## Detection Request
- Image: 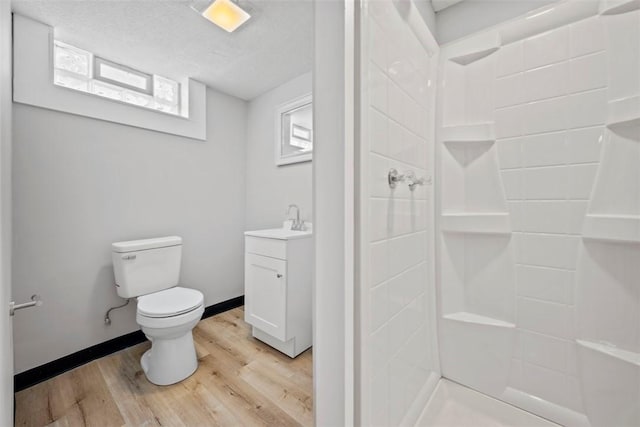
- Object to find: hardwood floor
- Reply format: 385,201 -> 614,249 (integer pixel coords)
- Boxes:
15,307 -> 313,427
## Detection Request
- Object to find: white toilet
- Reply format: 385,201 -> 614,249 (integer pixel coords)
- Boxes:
111,236 -> 204,386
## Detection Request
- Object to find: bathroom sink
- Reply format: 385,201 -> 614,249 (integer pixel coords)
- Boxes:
244,227 -> 312,240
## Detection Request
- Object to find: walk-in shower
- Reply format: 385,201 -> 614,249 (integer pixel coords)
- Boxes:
357,1 -> 639,426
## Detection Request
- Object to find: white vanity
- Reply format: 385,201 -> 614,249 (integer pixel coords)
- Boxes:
244,227 -> 312,357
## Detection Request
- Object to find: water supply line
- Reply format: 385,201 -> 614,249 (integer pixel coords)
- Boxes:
104,298 -> 130,325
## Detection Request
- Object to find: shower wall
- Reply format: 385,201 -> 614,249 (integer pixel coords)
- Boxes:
357,1 -> 440,425
437,1 -> 640,426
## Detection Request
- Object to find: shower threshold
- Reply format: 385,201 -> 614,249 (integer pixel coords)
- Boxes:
415,379 -> 560,427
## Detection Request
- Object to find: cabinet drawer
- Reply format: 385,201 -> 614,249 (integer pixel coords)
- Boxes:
245,236 -> 287,259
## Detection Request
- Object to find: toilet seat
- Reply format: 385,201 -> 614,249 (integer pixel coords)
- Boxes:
137,286 -> 204,318
136,302 -> 204,330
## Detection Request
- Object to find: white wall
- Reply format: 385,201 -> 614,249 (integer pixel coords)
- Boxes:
313,0 -> 355,425
436,0 -> 557,44
245,72 -> 312,230
0,2 -> 13,424
12,88 -> 247,373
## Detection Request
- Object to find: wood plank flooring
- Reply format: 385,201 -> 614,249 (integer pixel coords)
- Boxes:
15,307 -> 313,427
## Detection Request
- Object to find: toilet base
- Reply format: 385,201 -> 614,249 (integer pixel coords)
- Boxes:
140,330 -> 198,386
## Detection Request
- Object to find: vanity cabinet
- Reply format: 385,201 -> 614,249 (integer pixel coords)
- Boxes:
244,229 -> 313,358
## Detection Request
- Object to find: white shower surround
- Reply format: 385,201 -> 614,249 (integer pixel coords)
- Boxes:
357,1 -> 440,425
358,0 -> 639,426
436,1 -> 640,426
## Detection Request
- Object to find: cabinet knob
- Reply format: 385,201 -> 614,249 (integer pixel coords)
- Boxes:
277,273 -> 283,278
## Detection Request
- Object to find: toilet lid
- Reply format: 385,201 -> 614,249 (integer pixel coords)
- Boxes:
137,287 -> 204,318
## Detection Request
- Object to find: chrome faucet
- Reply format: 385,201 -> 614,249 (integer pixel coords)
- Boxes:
389,168 -> 429,191
287,204 -> 305,231
405,170 -> 427,190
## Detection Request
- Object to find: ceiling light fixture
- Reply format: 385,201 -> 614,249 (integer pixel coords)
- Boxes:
201,0 -> 251,33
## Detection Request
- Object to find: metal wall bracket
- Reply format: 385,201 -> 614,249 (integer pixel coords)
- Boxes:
388,168 -> 405,188
9,294 -> 43,316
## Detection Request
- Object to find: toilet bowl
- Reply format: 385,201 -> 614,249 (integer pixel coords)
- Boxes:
111,236 -> 205,386
136,286 -> 204,385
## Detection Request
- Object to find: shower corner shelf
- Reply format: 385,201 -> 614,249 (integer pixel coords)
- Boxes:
447,33 -> 502,66
449,47 -> 500,66
441,123 -> 496,147
576,339 -> 640,367
441,212 -> 511,234
599,0 -> 640,15
606,96 -> 640,134
582,214 -> 640,244
443,312 -> 515,329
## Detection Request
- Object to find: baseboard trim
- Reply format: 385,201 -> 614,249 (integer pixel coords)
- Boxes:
14,295 -> 244,392
202,295 -> 244,320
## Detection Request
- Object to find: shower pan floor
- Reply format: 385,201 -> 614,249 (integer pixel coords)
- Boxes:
416,379 -> 559,427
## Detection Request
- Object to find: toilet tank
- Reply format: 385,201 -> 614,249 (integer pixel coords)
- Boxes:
111,236 -> 182,298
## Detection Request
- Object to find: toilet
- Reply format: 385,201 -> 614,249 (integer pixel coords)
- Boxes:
111,236 -> 204,386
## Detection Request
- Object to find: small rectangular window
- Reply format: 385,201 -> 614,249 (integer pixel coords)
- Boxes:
52,39 -> 185,117
94,57 -> 152,94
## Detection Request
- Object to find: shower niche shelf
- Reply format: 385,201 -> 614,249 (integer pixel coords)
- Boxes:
442,123 -> 495,147
437,30 -> 517,402
441,212 -> 510,234
450,46 -> 500,66
599,0 -> 640,15
576,339 -> 640,426
447,33 -> 501,66
584,95 -> 639,245
443,312 -> 515,328
440,309 -> 516,396
577,339 -> 640,366
607,95 -> 640,132
583,214 -> 640,244
575,221 -> 640,426
439,122 -> 509,228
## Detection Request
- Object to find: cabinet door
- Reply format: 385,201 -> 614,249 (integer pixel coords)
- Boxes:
245,253 -> 287,341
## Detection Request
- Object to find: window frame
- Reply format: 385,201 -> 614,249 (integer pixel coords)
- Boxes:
51,39 -> 185,118
93,57 -> 153,95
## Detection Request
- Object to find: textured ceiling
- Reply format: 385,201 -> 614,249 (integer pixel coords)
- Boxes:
11,0 -> 313,100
